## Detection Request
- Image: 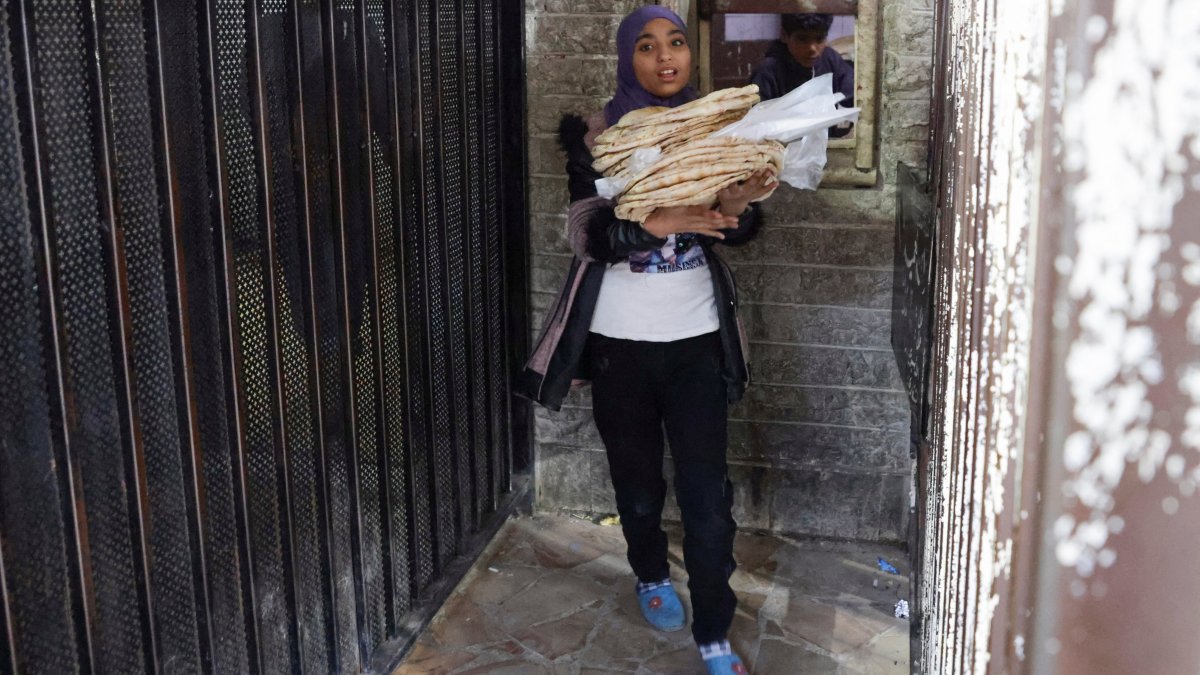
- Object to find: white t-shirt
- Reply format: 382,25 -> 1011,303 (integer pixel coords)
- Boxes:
589,233 -> 720,341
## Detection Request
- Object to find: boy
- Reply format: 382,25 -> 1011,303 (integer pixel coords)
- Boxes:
750,13 -> 855,136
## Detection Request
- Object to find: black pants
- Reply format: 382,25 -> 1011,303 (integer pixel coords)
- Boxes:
588,331 -> 738,645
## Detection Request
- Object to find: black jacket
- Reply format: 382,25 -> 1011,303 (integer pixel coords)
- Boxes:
514,113 -> 762,411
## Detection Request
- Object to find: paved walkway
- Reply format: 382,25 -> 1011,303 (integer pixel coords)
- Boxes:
394,515 -> 909,674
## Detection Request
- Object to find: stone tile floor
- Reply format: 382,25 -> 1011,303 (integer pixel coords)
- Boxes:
394,515 -> 910,674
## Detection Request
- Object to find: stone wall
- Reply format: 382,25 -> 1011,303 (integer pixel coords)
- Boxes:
525,0 -> 933,543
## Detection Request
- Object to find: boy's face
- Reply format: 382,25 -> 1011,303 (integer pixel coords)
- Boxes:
632,18 -> 693,98
785,29 -> 827,68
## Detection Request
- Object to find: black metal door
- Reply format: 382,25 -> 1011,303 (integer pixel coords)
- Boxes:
0,0 -> 527,672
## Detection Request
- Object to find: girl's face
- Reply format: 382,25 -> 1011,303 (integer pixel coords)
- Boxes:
631,18 -> 692,98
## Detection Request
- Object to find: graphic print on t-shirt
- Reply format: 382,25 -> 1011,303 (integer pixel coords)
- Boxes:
628,233 -> 708,274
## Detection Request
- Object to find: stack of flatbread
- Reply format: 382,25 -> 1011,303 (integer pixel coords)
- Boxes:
590,85 -> 787,223
613,136 -> 785,222
592,84 -> 761,178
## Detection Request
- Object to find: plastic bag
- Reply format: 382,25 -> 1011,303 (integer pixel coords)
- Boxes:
595,176 -> 628,199
713,73 -> 859,190
627,147 -> 662,174
595,146 -> 661,198
721,106 -> 857,145
778,128 -> 828,191
715,74 -> 857,141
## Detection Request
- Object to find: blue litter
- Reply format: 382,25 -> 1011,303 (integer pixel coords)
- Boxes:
877,557 -> 899,574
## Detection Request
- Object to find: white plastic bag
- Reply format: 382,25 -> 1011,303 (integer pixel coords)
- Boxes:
718,106 -> 855,145
715,74 -> 857,141
713,73 -> 859,190
627,147 -> 662,174
595,176 -> 628,199
778,128 -> 828,190
595,146 -> 661,197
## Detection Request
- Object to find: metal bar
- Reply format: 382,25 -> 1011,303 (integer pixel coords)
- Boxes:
355,0 -> 398,636
319,0 -> 370,663
40,0 -> 153,655
10,0 -> 99,668
468,0 -> 496,517
284,0 -> 340,668
462,0 -> 490,523
256,0 -> 333,661
479,0 -> 503,508
83,0 -> 162,668
465,0 -> 484,528
196,0 -> 265,668
414,0 -> 454,576
244,0 -> 305,670
397,0 -> 437,596
141,0 -> 217,669
498,0 -> 529,480
0,21 -> 68,660
0,116 -> 80,669
330,0 -> 389,652
385,0 -> 422,613
439,0 -> 474,543
367,0 -> 419,625
147,0 -> 251,669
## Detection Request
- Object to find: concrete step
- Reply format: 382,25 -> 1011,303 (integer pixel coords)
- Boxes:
749,342 -> 903,390
719,223 -> 894,269
535,443 -> 908,542
731,384 -> 909,432
727,420 -> 908,472
730,263 -> 892,310
741,302 -> 891,349
536,406 -> 908,475
547,380 -> 908,433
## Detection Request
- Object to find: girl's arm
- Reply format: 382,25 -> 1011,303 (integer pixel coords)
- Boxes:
567,197 -> 668,263
560,114 -> 750,260
561,115 -> 668,263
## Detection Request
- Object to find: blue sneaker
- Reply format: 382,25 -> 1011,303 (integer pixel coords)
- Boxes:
636,580 -> 685,632
703,654 -> 749,675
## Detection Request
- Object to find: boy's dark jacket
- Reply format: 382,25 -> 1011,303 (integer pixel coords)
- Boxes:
750,41 -> 855,105
514,113 -> 762,411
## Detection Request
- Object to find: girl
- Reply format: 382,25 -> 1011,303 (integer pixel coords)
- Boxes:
517,7 -> 774,674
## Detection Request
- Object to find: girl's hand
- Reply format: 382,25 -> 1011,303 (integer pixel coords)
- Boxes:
643,205 -> 740,240
716,168 -> 778,217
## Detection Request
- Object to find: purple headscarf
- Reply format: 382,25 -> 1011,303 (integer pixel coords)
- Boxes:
604,6 -> 699,126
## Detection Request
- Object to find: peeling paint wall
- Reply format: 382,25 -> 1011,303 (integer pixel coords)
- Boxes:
919,0 -> 1200,672
917,0 -> 1047,670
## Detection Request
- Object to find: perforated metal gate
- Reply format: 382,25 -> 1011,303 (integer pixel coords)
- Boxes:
0,0 -> 527,672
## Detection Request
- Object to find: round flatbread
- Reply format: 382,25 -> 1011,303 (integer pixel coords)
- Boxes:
591,86 -> 762,176
623,155 -> 771,198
